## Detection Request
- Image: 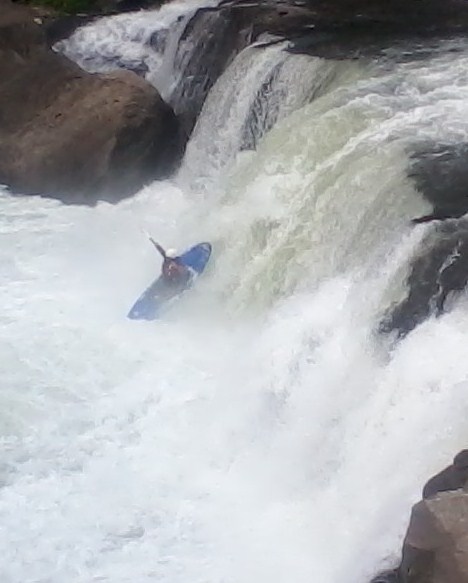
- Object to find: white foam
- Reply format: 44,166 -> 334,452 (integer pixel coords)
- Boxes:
3,36 -> 468,583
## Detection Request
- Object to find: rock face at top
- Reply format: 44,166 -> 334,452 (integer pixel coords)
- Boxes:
0,0 -> 181,204
217,0 -> 468,60
232,0 -> 468,35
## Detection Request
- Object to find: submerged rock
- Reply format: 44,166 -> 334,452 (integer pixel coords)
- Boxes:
0,0 -> 181,204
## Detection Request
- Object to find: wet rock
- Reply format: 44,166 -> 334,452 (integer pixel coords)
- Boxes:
380,141 -> 468,337
423,450 -> 468,499
223,0 -> 468,34
409,143 -> 468,223
217,0 -> 468,60
369,453 -> 468,583
148,27 -> 168,53
380,220 -> 468,337
399,490 -> 468,583
0,0 -> 181,204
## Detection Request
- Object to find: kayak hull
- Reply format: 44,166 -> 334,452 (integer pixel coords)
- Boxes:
127,242 -> 212,321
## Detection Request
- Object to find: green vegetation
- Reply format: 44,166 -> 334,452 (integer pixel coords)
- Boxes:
22,0 -> 98,14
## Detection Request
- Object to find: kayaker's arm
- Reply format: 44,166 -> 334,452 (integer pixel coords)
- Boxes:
150,238 -> 167,259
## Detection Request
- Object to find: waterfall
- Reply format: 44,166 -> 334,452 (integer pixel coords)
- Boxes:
179,43 -> 366,192
3,7 -> 468,583
57,0 -> 249,132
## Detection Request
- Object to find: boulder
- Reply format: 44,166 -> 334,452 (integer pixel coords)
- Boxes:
0,0 -> 181,204
423,451 -> 468,499
399,490 -> 468,583
368,452 -> 468,583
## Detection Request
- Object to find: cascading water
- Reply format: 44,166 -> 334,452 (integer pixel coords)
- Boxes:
57,0 -> 245,129
3,6 -> 468,583
55,0 -> 207,99
179,42 -> 339,191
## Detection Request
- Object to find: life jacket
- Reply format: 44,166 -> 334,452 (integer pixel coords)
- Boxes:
162,258 -> 190,285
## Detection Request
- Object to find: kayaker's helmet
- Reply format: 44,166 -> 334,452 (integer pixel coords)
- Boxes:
166,248 -> 177,258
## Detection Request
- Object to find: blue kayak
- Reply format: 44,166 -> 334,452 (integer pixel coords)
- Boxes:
127,242 -> 212,320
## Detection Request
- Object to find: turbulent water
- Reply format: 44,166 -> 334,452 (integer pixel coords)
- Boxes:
3,4 -> 468,583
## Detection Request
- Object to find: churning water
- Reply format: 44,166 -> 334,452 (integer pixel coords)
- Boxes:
2,5 -> 468,583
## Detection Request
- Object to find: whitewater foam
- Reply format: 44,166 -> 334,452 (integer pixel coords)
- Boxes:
3,30 -> 468,583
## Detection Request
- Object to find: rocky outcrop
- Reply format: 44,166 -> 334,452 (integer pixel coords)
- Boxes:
369,451 -> 468,583
380,140 -> 468,338
423,450 -> 468,499
409,143 -> 468,223
216,0 -> 468,60
380,220 -> 468,338
399,490 -> 468,583
0,0 -> 181,204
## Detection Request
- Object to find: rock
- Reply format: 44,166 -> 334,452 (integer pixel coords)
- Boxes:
45,14 -> 99,46
399,490 -> 468,583
379,141 -> 468,337
0,0 -> 45,59
369,453 -> 468,583
216,0 -> 468,60
379,220 -> 468,338
0,53 -> 180,203
0,0 -> 181,204
423,451 -> 468,499
409,143 -> 468,222
224,0 -> 468,34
